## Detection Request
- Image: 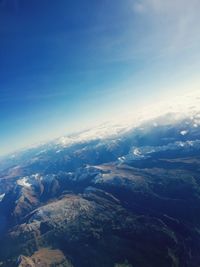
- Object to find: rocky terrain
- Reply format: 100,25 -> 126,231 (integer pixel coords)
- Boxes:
0,105 -> 200,266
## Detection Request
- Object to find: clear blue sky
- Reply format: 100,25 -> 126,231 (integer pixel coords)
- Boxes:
1,0 -> 200,155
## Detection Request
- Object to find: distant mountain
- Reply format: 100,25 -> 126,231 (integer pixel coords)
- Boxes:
0,91 -> 200,266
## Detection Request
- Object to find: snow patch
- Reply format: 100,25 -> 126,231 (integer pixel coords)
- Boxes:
0,193 -> 5,202
177,142 -> 185,147
118,156 -> 126,162
180,130 -> 188,136
133,148 -> 142,156
17,177 -> 31,188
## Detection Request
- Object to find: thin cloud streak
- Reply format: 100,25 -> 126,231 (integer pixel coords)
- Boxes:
131,0 -> 200,55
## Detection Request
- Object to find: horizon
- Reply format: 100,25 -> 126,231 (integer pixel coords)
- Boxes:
1,88 -> 199,158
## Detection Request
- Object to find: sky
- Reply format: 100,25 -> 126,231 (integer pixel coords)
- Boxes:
1,0 -> 200,156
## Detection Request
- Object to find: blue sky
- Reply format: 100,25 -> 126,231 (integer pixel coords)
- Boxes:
1,0 -> 200,155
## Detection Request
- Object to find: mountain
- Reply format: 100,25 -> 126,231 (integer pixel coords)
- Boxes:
0,91 -> 200,266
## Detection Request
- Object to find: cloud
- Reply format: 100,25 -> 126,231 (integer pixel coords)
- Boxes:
132,0 -> 200,32
132,0 -> 199,14
91,0 -> 200,66
130,0 -> 200,57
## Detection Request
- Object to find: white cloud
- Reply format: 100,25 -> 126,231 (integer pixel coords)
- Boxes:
130,0 -> 200,58
132,0 -> 199,15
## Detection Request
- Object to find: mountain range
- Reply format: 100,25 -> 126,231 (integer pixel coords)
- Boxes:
0,92 -> 200,266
